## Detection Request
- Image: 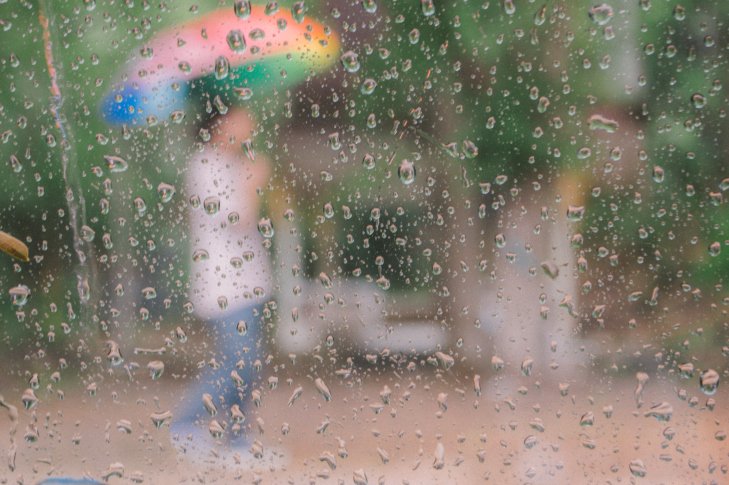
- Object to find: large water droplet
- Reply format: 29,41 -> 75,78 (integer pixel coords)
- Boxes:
227,30 -> 247,53
398,159 -> 416,185
699,369 -> 720,395
588,3 -> 614,25
340,51 -> 360,73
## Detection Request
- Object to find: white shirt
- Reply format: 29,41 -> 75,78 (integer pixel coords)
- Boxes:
186,147 -> 272,319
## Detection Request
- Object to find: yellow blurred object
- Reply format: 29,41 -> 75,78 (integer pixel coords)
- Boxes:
0,231 -> 29,262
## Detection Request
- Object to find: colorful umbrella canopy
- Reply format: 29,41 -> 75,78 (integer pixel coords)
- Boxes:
102,4 -> 339,125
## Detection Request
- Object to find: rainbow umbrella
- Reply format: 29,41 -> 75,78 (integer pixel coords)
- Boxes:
102,4 -> 339,124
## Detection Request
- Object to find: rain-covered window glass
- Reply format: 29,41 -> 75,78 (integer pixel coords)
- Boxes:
1,0 -> 728,483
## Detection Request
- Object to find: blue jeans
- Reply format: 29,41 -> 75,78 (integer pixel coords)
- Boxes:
171,303 -> 264,448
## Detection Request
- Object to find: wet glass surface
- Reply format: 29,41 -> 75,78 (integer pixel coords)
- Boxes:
1,1 -> 729,483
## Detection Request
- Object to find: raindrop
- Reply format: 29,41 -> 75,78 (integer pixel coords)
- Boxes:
288,386 -> 303,406
709,241 -> 721,257
421,0 -> 435,17
644,402 -> 673,422
202,393 -> 218,416
227,30 -> 247,53
398,159 -> 416,185
234,0 -> 251,18
291,2 -> 306,23
588,114 -> 619,133
361,78 -> 377,95
150,411 -> 172,429
265,1 -> 279,15
651,165 -> 665,183
588,3 -> 614,25
340,51 -> 360,73
362,153 -> 375,170
699,369 -> 720,395
214,56 -> 230,80
21,388 -> 38,410
147,360 -> 164,380
376,275 -> 391,290
629,460 -> 647,478
234,87 -> 254,101
9,285 -> 30,308
362,0 -> 377,13
691,93 -> 706,109
258,218 -> 274,238
566,205 -> 585,222
462,140 -> 478,158
203,197 -> 220,215
157,183 -> 175,203
353,469 -> 368,485
433,442 -> 445,469
104,155 -> 128,173
315,378 -> 332,401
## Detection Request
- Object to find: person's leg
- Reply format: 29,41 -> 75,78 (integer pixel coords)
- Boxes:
170,303 -> 263,456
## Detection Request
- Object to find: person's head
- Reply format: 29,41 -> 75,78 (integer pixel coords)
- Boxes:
205,109 -> 257,148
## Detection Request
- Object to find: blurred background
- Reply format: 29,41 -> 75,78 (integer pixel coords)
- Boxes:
1,0 -> 729,483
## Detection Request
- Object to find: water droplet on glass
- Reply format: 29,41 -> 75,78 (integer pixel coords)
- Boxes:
699,369 -> 720,395
709,241 -> 721,257
362,153 -> 376,170
362,0 -> 377,13
234,87 -> 254,101
629,460 -> 647,478
420,0 -> 436,16
588,114 -> 619,133
21,388 -> 38,410
398,159 -> 416,185
691,93 -> 706,109
288,386 -> 303,406
141,287 -> 157,300
433,442 -> 445,469
258,217 -> 274,238
202,393 -> 218,416
234,0 -> 251,18
291,1 -> 306,23
203,196 -> 220,215
315,378 -> 332,401
227,30 -> 247,53
340,51 -> 360,73
462,139 -> 478,158
214,55 -> 230,80
104,155 -> 128,173
644,402 -> 673,421
588,3 -> 614,25
353,469 -> 368,485
265,1 -> 279,15
157,182 -> 175,203
147,360 -> 164,380
566,205 -> 585,222
150,410 -> 172,429
376,275 -> 391,290
9,285 -> 30,308
648,167 -> 665,185
361,78 -> 377,95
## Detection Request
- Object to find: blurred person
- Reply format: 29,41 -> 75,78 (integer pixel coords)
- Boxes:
99,3 -> 339,466
171,107 -> 275,464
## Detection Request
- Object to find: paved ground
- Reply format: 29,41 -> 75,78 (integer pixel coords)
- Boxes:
2,365 -> 728,485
